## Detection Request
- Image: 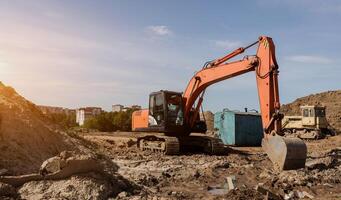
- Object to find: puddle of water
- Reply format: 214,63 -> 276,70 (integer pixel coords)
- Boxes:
208,187 -> 229,195
208,184 -> 229,195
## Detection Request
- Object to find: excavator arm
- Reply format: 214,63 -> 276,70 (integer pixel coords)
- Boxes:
183,36 -> 307,170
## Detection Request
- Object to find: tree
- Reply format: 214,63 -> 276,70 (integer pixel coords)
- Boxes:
83,108 -> 137,132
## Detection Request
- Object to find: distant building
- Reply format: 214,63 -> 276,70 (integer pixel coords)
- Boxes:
112,104 -> 141,112
38,105 -> 76,115
131,105 -> 142,110
76,107 -> 102,126
112,104 -> 124,112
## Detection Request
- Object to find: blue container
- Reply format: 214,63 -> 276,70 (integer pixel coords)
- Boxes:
214,109 -> 263,146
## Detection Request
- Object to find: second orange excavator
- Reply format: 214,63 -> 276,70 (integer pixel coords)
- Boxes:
131,36 -> 307,170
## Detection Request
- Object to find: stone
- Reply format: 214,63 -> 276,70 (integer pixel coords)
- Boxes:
259,171 -> 271,179
193,170 -> 200,178
284,191 -> 295,200
117,191 -> 127,198
255,184 -> 281,200
40,156 -> 62,175
306,156 -> 336,170
226,176 -> 236,190
295,190 -> 314,199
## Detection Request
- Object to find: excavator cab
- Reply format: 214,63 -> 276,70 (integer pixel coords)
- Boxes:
148,90 -> 185,134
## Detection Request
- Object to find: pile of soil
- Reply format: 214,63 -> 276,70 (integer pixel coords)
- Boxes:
0,82 -> 141,199
281,90 -> 341,133
0,82 -> 78,175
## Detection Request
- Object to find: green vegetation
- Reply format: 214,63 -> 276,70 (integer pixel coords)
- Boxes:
83,109 -> 136,132
47,113 -> 78,129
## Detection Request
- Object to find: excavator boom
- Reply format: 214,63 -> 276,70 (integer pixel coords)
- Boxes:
182,36 -> 306,170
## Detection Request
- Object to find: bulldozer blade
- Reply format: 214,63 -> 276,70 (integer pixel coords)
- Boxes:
262,136 -> 307,170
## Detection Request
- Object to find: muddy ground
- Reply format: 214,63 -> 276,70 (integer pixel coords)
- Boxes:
83,132 -> 341,200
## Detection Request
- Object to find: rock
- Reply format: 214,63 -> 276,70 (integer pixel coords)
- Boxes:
18,174 -> 115,200
1,151 -> 104,187
255,184 -> 281,200
306,156 -> 337,170
40,156 -> 63,175
259,171 -> 271,179
243,163 -> 254,168
323,183 -> 333,188
295,190 -> 314,199
193,170 -> 200,178
117,142 -> 126,148
226,176 -> 236,190
0,182 -> 16,197
284,191 -> 295,200
212,160 -> 230,169
126,139 -> 136,147
302,191 -> 314,199
149,188 -> 158,194
117,191 -> 128,198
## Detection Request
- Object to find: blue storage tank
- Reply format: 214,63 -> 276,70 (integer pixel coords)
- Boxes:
214,109 -> 263,146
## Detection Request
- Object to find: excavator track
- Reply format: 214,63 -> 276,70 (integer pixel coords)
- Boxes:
209,137 -> 226,154
178,135 -> 225,155
137,134 -> 225,155
137,135 -> 180,155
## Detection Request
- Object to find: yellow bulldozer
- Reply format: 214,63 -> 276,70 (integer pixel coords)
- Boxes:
282,105 -> 330,139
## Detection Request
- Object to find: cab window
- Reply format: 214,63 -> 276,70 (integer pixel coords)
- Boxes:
303,109 -> 309,117
149,93 -> 165,126
166,94 -> 184,126
309,109 -> 314,117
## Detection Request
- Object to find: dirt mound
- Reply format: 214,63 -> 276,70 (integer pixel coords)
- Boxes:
281,90 -> 341,133
0,82 -> 78,175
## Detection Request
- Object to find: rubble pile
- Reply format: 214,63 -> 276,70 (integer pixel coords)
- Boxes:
0,151 -> 141,199
86,133 -> 341,199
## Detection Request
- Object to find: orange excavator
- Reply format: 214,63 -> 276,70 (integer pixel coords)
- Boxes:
132,36 -> 307,170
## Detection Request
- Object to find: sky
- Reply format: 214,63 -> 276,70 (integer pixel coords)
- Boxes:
0,0 -> 340,112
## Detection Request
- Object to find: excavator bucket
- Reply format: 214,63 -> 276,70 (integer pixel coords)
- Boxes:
262,136 -> 307,170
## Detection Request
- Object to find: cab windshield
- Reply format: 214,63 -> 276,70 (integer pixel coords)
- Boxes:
166,94 -> 184,126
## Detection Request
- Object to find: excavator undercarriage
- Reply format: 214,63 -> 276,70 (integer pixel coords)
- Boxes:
137,134 -> 225,155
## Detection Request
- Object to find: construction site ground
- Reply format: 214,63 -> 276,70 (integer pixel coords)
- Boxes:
0,84 -> 340,199
82,131 -> 341,200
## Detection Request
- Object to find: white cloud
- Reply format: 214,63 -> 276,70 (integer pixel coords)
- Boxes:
286,55 -> 332,64
213,40 -> 242,50
146,25 -> 172,36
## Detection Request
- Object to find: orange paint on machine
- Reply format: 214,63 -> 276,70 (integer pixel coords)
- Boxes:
130,36 -> 307,170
